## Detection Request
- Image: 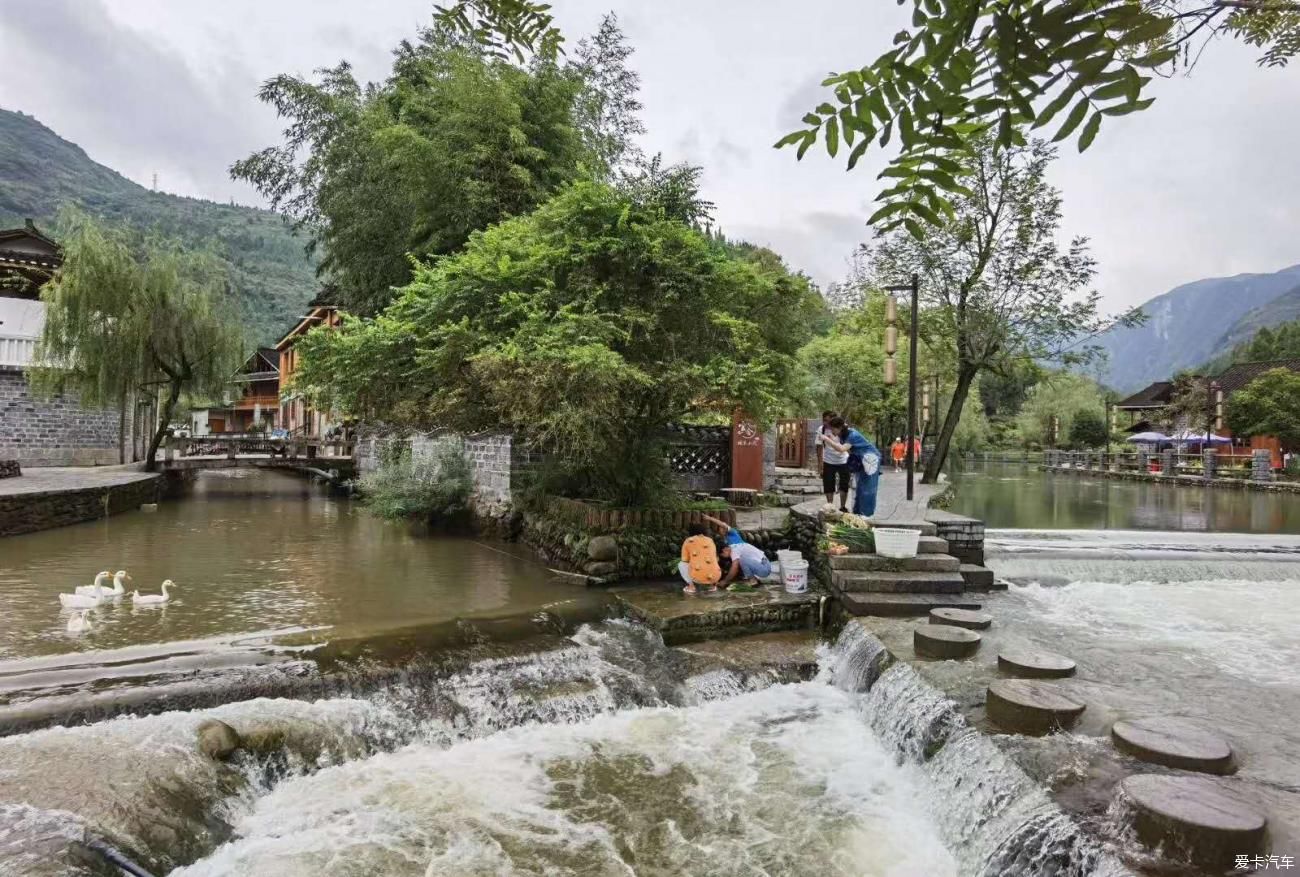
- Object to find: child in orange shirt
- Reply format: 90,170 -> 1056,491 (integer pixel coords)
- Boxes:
679,523 -> 722,594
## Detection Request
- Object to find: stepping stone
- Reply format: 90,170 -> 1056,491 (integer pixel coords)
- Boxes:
929,607 -> 992,630
986,679 -> 1085,734
917,535 -> 950,554
959,564 -> 996,589
838,593 -> 982,617
832,570 -> 966,594
998,647 -> 1076,678
1118,774 -> 1266,871
914,624 -> 981,659
1112,717 -> 1236,775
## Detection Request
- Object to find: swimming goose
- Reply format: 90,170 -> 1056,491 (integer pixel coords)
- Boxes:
66,610 -> 93,633
73,571 -> 114,598
132,580 -> 175,606
59,589 -> 106,609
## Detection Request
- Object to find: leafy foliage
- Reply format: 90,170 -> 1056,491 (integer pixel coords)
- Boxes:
1161,372 -> 1214,432
359,441 -> 473,521
778,0 -> 1300,237
572,13 -> 646,178
32,212 -> 245,469
233,27 -> 592,315
292,181 -> 822,506
858,138 -> 1129,477
1226,368 -> 1300,447
1014,370 -> 1107,447
1068,408 -> 1110,449
0,109 -> 314,343
1217,318 -> 1300,367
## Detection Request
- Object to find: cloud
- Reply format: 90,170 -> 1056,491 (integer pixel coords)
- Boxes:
728,210 -> 867,290
0,0 -> 272,201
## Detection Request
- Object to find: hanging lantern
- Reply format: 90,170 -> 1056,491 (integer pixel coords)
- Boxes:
885,326 -> 898,355
885,295 -> 898,323
884,358 -> 897,385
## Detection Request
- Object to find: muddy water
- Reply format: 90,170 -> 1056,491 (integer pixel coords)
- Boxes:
0,470 -> 580,660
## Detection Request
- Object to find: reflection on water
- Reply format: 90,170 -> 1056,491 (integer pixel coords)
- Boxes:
950,462 -> 1300,532
0,470 -> 578,660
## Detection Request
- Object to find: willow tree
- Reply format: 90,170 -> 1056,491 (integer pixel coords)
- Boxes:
34,215 -> 245,470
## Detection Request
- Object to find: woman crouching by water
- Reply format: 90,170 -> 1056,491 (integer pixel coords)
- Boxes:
821,416 -> 884,517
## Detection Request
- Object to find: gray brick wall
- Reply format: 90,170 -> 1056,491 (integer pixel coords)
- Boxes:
0,367 -> 122,466
355,427 -> 520,510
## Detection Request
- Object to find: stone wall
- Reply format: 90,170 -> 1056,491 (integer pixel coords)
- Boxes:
355,428 -> 526,515
0,474 -> 160,537
0,367 -> 124,466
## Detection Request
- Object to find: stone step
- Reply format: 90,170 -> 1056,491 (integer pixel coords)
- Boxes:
830,553 -> 961,573
950,547 -> 986,566
960,564 -> 996,589
917,535 -> 950,554
869,518 -> 938,536
833,570 -> 966,594
838,592 -> 982,617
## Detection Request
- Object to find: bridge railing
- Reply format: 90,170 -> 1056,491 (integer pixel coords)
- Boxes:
162,434 -> 355,463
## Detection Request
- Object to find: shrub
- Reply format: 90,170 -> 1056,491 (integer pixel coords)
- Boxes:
359,441 -> 473,522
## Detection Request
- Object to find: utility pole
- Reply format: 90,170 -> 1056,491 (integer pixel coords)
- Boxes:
883,274 -> 921,501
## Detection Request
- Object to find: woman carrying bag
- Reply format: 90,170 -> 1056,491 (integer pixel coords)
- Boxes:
822,416 -> 884,517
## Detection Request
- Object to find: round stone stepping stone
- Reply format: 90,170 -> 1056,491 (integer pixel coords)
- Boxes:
1112,717 -> 1236,775
929,607 -> 993,630
986,679 -> 1085,735
1118,774 -> 1266,870
998,647 -> 1076,678
914,624 -> 981,658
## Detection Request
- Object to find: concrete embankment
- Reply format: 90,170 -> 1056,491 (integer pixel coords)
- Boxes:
0,465 -> 162,537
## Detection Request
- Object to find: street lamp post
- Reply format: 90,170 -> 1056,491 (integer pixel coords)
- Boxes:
883,274 -> 920,501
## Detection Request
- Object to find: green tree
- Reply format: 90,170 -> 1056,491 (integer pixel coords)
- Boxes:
1068,408 -> 1109,449
292,181 -> 822,505
859,137 -> 1123,480
1160,372 -> 1214,433
1227,368 -> 1300,448
572,13 -> 646,179
1015,370 -> 1106,447
434,0 -> 1299,236
233,26 -> 593,314
33,214 -> 245,470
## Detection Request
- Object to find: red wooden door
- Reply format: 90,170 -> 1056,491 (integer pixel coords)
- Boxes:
776,419 -> 805,468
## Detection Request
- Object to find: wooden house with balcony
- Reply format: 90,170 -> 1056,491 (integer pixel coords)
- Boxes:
191,348 -> 281,434
275,293 -> 342,437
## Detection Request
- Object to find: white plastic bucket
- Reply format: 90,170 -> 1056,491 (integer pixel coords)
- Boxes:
777,549 -> 802,566
781,559 -> 809,593
874,527 -> 921,559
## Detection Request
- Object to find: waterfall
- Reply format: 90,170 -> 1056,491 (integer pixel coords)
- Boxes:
824,621 -> 1133,877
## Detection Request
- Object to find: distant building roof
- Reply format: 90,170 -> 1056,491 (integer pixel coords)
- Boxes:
275,301 -> 339,351
0,220 -> 62,300
1213,359 -> 1300,395
1115,381 -> 1174,409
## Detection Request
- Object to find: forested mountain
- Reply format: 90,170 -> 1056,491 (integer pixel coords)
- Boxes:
0,108 -> 316,343
1091,264 -> 1300,392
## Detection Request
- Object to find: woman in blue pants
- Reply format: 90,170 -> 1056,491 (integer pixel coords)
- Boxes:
824,416 -> 883,517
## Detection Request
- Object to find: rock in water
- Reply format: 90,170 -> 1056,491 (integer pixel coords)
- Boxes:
997,647 -> 1076,678
1118,774 -> 1266,871
1111,716 -> 1236,775
986,679 -> 1085,734
914,625 -> 981,658
587,535 -> 619,562
196,718 -> 241,760
928,607 -> 993,630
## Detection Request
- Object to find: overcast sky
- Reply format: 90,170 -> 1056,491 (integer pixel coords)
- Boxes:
3,0 -> 1298,313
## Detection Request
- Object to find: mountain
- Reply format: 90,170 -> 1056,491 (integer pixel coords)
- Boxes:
0,108 -> 316,343
1091,263 -> 1300,393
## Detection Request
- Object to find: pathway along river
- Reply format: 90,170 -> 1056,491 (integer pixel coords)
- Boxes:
0,466 -> 1296,875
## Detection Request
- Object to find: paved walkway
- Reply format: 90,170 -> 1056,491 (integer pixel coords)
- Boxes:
0,463 -> 158,497
787,470 -> 947,524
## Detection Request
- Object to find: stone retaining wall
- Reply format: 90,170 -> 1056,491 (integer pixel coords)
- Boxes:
0,474 -> 161,537
1042,464 -> 1300,494
355,429 -> 531,516
0,367 -> 125,467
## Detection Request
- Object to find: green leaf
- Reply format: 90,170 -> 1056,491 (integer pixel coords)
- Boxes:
1100,97 -> 1155,117
997,111 -> 1014,147
846,139 -> 871,171
826,115 -> 840,158
801,113 -> 822,126
773,131 -> 807,149
796,133 -> 815,160
816,102 -> 837,115
1032,80 -> 1081,130
904,217 -> 926,240
866,200 -> 910,225
1078,111 -> 1102,152
1090,80 -> 1130,102
1053,97 -> 1089,142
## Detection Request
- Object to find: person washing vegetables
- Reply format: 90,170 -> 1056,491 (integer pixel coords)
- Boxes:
697,514 -> 771,592
821,417 -> 883,517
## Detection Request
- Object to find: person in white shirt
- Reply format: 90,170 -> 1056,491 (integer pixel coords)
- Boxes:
816,410 -> 851,510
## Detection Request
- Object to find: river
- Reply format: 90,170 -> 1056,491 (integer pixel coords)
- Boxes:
1,465 -> 1297,875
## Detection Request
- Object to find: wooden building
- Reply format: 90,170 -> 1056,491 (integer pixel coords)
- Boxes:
191,348 -> 281,434
275,294 -> 342,437
1212,359 -> 1300,469
1113,380 -> 1174,433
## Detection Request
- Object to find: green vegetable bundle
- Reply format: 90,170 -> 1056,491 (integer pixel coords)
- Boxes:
828,524 -> 874,553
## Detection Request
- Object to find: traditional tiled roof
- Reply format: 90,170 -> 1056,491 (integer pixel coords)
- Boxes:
1115,381 -> 1174,409
1213,359 -> 1300,395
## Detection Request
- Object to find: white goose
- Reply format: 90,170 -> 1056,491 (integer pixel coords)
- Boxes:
59,587 -> 106,609
132,580 -> 175,606
66,610 -> 93,633
73,571 -> 114,598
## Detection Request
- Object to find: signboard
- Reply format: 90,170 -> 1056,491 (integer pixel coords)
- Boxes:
731,411 -> 764,491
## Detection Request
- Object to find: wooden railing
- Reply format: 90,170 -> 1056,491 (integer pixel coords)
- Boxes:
1042,448 -> 1276,482
232,394 -> 280,410
162,434 -> 355,463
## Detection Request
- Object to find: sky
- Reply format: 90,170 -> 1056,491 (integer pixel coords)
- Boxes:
2,0 -> 1298,314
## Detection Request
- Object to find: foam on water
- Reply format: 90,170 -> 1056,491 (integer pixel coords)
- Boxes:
174,683 -> 957,877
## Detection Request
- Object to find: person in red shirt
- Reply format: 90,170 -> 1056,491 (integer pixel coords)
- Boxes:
890,438 -> 906,472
